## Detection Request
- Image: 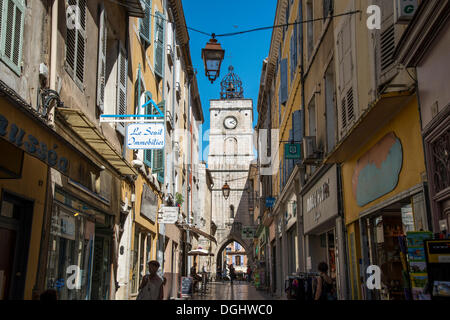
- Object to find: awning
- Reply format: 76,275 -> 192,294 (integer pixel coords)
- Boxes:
176,223 -> 217,244
56,108 -> 137,176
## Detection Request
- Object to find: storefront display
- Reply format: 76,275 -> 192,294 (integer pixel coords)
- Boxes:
425,239 -> 450,300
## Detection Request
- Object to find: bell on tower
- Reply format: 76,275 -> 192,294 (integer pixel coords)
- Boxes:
220,66 -> 244,100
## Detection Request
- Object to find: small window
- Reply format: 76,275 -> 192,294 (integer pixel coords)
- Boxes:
230,205 -> 234,219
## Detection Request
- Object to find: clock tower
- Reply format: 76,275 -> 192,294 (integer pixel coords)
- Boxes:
208,66 -> 255,273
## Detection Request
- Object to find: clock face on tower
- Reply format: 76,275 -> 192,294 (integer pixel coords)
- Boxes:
223,116 -> 238,129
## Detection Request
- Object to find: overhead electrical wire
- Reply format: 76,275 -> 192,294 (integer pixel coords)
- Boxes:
144,10 -> 361,39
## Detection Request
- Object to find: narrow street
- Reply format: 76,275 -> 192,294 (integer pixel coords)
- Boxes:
192,281 -> 276,300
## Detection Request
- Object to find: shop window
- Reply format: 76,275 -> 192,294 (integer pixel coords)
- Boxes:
131,228 -> 139,294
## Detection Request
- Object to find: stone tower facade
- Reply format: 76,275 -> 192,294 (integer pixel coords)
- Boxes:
207,67 -> 255,273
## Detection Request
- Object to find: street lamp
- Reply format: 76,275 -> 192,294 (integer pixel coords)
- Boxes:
222,181 -> 230,200
201,34 -> 225,83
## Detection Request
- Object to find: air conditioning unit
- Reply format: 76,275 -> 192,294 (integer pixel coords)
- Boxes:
302,137 -> 320,165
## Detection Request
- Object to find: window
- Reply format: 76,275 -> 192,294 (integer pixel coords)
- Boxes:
66,0 -> 86,88
306,0 -> 314,60
0,0 -> 25,75
323,0 -> 333,20
236,255 -> 241,266
154,11 -> 165,78
290,23 -> 298,82
230,205 -> 234,219
139,0 -> 151,47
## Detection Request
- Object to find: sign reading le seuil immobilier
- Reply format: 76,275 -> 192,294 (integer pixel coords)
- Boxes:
126,123 -> 165,150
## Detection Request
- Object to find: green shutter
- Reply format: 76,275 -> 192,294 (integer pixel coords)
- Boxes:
0,0 -> 25,75
143,91 -> 152,168
139,0 -> 151,46
154,11 -> 164,77
152,100 -> 164,183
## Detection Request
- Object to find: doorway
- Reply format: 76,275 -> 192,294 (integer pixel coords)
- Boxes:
91,230 -> 111,300
0,192 -> 33,300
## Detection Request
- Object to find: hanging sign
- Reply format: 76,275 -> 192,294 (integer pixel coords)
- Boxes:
265,197 -> 276,208
285,143 -> 301,159
395,0 -> 418,23
158,206 -> 179,224
126,123 -> 165,150
242,226 -> 257,240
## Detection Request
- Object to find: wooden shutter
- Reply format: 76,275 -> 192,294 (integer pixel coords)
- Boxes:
280,58 -> 288,105
293,20 -> 297,73
336,15 -> 355,137
154,11 -> 164,78
290,34 -> 294,82
292,109 -> 303,165
116,43 -> 127,136
143,92 -> 153,168
152,100 -> 165,183
378,0 -> 395,76
139,0 -> 151,46
96,5 -> 107,112
0,0 -> 25,75
66,0 -> 86,86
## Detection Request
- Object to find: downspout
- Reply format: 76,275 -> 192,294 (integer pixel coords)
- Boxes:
186,70 -> 192,274
48,0 -> 58,128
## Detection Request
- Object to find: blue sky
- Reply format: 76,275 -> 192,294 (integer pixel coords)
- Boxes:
182,0 -> 277,161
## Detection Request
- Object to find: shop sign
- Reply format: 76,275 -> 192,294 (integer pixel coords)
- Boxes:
265,197 -> 276,208
126,123 -> 165,150
303,165 -> 338,233
158,206 -> 179,224
141,184 -> 158,222
395,0 -> 418,22
285,143 -> 301,159
0,113 -> 69,173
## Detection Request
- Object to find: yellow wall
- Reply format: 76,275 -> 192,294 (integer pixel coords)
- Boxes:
0,154 -> 47,300
341,97 -> 426,225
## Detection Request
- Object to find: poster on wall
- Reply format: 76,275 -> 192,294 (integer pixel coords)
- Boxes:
407,231 -> 432,300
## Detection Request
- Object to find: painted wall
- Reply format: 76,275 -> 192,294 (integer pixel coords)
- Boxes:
341,98 -> 426,225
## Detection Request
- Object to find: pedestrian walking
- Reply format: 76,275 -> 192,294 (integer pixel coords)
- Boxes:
246,265 -> 252,282
229,264 -> 236,285
314,262 -> 336,301
136,260 -> 164,300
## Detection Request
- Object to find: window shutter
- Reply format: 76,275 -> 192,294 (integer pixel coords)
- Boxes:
292,109 -> 303,166
66,0 -> 86,86
280,58 -> 288,105
154,11 -> 164,78
143,92 -> 152,168
293,20 -> 297,71
336,15 -> 355,137
139,0 -> 151,46
288,129 -> 294,178
96,5 -> 107,112
290,34 -> 294,82
116,43 -> 127,136
0,0 -> 25,75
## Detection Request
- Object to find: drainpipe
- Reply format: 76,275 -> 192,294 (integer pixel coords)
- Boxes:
186,70 -> 192,274
48,0 -> 58,128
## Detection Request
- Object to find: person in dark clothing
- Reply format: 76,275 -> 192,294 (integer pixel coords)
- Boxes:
229,264 -> 236,285
314,262 -> 335,300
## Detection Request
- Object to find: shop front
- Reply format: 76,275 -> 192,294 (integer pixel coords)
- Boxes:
0,96 -> 118,300
340,98 -> 429,300
302,164 -> 345,299
254,225 -> 269,289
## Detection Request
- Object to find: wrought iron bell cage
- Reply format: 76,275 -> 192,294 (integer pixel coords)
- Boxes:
220,66 -> 244,100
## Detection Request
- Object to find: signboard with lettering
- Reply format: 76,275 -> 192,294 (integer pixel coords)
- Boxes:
180,276 -> 193,298
302,164 -> 338,233
265,197 -> 276,208
126,123 -> 165,150
285,143 -> 301,159
158,206 -> 179,224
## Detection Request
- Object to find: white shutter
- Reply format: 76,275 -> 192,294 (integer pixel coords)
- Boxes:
175,57 -> 180,84
376,0 -> 395,84
116,43 -> 127,136
96,5 -> 107,112
66,0 -> 86,86
335,15 -> 357,138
